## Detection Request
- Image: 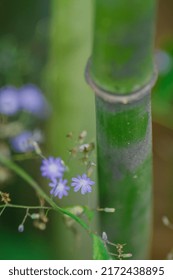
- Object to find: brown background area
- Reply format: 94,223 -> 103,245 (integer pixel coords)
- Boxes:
152,123 -> 173,259
151,0 -> 173,259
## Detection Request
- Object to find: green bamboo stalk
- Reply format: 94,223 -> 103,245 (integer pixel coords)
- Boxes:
86,0 -> 157,259
44,0 -> 96,259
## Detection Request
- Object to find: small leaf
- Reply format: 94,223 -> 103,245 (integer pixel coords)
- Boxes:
92,234 -> 111,260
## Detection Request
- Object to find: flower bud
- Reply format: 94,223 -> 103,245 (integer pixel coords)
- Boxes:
18,224 -> 24,233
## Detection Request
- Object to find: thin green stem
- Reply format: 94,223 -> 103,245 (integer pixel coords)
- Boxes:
0,205 -> 7,216
0,204 -> 52,210
21,208 -> 29,225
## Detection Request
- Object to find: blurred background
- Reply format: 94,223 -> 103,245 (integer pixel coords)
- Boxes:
0,0 -> 173,260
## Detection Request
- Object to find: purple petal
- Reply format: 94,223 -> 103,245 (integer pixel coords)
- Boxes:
74,185 -> 81,192
71,177 -> 79,182
81,185 -> 91,195
71,182 -> 78,187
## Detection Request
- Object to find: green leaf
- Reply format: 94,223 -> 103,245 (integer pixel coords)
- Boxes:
92,234 -> 111,260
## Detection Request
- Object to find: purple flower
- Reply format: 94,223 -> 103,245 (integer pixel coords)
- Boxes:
19,84 -> 50,118
10,129 -> 43,153
10,131 -> 34,153
40,157 -> 65,180
71,174 -> 95,195
49,178 -> 70,199
0,86 -> 20,115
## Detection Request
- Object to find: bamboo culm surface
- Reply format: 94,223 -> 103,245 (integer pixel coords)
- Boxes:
86,0 -> 156,259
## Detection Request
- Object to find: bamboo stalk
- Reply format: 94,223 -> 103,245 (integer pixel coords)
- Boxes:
44,0 -> 95,259
86,0 -> 157,259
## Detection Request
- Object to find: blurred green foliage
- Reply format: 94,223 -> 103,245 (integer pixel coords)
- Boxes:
0,0 -> 50,87
152,43 -> 173,129
0,0 -> 97,260
0,0 -> 52,260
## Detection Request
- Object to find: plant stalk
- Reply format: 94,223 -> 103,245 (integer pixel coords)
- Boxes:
86,0 -> 157,259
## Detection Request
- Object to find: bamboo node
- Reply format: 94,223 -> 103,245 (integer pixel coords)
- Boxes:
85,58 -> 157,104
